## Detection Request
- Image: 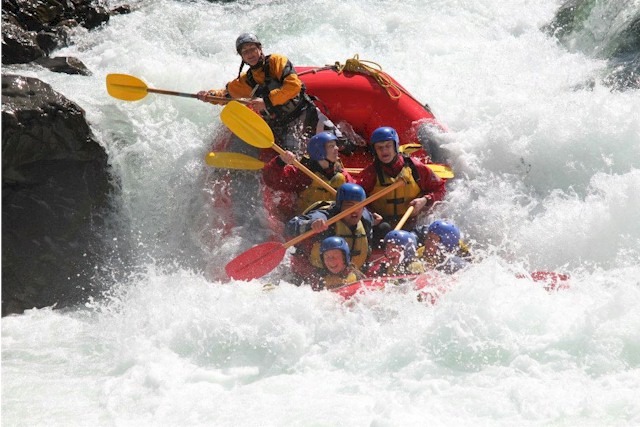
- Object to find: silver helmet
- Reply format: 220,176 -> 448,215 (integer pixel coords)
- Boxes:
235,33 -> 261,53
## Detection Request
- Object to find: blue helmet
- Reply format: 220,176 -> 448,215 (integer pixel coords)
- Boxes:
383,230 -> 418,260
320,236 -> 351,265
370,126 -> 399,154
427,220 -> 461,251
307,131 -> 338,161
335,183 -> 366,209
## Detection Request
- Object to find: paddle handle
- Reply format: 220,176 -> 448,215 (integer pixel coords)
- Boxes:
147,88 -> 250,104
394,206 -> 414,230
269,144 -> 337,195
147,88 -> 199,98
284,179 -> 405,248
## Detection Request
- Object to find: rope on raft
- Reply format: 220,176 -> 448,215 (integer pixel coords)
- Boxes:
298,54 -> 424,106
334,54 -> 403,99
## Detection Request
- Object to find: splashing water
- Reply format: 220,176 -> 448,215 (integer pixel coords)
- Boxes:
3,0 -> 640,425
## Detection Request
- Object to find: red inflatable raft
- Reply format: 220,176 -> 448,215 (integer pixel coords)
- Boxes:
297,64 -> 445,148
209,60 -> 450,236
329,270 -> 570,302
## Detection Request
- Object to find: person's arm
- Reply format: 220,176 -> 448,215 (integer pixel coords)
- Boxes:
197,71 -> 255,104
285,209 -> 329,237
266,54 -> 303,106
409,158 -> 446,214
226,75 -> 257,99
262,155 -> 311,192
196,88 -> 232,105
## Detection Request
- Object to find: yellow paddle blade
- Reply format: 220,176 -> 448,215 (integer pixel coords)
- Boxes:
426,164 -> 454,179
106,74 -> 149,101
220,101 -> 274,149
346,164 -> 454,179
205,152 -> 265,170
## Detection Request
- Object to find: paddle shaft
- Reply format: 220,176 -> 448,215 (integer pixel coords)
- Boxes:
221,101 -> 337,194
268,143 -> 337,195
346,164 -> 454,179
147,88 -> 198,98
394,206 -> 414,230
147,88 -> 249,104
208,151 -> 454,180
285,178 -> 405,248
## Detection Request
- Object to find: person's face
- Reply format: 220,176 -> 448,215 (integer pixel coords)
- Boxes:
323,249 -> 347,274
240,43 -> 262,66
423,231 -> 442,256
385,242 -> 404,265
374,140 -> 396,164
325,141 -> 339,162
339,200 -> 363,226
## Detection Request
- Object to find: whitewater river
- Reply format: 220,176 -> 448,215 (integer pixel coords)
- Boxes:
3,0 -> 640,425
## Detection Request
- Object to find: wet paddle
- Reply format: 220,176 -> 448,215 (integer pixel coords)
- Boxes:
347,165 -> 454,178
206,151 -> 455,179
205,152 -> 265,170
225,178 -> 406,280
105,74 -> 249,104
394,206 -> 414,230
220,101 -> 337,195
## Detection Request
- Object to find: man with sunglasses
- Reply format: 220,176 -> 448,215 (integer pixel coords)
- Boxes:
198,33 -> 338,153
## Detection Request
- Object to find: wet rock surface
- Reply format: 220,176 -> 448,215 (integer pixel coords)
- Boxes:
2,74 -> 116,316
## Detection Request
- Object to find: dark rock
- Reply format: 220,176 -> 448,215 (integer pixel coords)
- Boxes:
74,2 -> 110,29
546,0 -> 640,91
3,0 -> 62,32
2,74 -> 116,316
1,0 -> 111,65
36,27 -> 71,54
110,4 -> 132,15
36,56 -> 92,75
1,21 -> 45,64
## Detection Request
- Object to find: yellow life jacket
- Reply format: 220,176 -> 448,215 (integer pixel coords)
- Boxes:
416,246 -> 439,270
385,259 -> 426,276
321,265 -> 364,290
370,156 -> 422,223
244,54 -> 309,123
309,219 -> 370,270
296,171 -> 347,214
417,240 -> 472,266
322,270 -> 359,290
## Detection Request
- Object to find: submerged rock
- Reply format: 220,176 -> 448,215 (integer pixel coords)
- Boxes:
545,0 -> 640,90
1,74 -> 116,316
35,56 -> 92,75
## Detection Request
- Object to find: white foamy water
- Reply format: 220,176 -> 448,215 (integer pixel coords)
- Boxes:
3,0 -> 640,425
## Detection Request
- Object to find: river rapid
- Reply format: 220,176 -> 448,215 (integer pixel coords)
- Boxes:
2,0 -> 640,425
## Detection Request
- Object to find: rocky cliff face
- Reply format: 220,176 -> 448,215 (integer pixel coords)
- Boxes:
2,0 -> 130,74
1,1 -> 133,316
2,0 -> 109,64
1,74 -> 119,316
